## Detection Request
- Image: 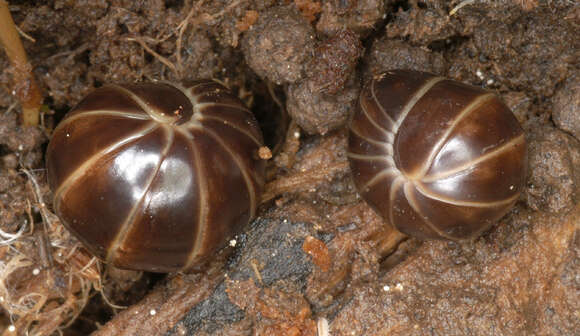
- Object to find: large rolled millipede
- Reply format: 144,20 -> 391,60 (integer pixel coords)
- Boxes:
46,80 -> 265,272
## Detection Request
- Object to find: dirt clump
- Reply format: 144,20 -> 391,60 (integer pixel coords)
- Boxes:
526,126 -> 580,214
316,0 -> 386,36
552,76 -> 580,141
366,38 -> 447,76
242,6 -> 315,85
286,30 -> 362,135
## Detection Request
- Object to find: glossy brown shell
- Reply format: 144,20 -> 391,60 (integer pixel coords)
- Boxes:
348,70 -> 527,240
46,80 -> 265,272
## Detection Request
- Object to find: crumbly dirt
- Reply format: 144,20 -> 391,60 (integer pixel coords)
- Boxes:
553,76 -> 580,140
526,126 -> 580,214
242,5 -> 315,85
286,30 -> 362,135
0,1 -> 578,335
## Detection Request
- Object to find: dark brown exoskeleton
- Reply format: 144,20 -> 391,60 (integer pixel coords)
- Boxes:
46,80 -> 265,272
348,70 -> 527,240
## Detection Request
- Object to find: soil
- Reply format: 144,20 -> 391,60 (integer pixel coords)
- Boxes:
0,0 -> 578,335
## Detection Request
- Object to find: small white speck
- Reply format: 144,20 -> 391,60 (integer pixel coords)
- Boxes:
8,325 -> 15,332
383,285 -> 391,292
229,239 -> 237,247
149,309 -> 156,315
283,219 -> 288,224
32,268 -> 40,275
18,145 -> 23,151
11,90 -> 16,95
486,79 -> 494,85
293,131 -> 300,139
476,70 -> 484,79
0,296 -> 4,302
134,310 -> 140,314
395,283 -> 404,291
66,133 -> 70,137
509,185 -> 514,190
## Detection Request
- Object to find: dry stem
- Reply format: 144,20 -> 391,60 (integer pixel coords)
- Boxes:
0,0 -> 42,126
126,37 -> 178,73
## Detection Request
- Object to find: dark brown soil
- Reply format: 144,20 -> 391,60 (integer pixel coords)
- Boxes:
0,1 -> 578,335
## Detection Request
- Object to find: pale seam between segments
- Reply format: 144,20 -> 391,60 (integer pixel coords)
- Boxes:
194,114 -> 262,146
369,77 -> 396,126
53,123 -> 159,215
54,110 -> 151,134
420,134 -> 525,183
106,125 -> 175,264
391,77 -> 445,133
111,84 -> 176,124
360,168 -> 398,192
414,93 -> 496,179
202,127 -> 257,221
196,102 -> 253,115
360,94 -> 395,140
177,127 -> 210,270
413,182 -> 520,208
388,176 -> 406,230
403,181 -> 457,240
349,125 -> 393,153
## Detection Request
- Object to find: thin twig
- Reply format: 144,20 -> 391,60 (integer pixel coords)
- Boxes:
21,168 -> 51,235
126,37 -> 177,73
3,101 -> 18,116
449,0 -> 477,15
14,25 -> 35,43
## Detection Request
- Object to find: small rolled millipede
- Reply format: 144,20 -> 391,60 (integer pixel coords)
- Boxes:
46,80 -> 265,272
348,70 -> 527,240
